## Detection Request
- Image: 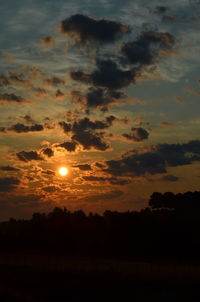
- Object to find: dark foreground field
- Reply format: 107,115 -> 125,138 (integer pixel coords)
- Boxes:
0,252 -> 200,302
1,192 -> 200,301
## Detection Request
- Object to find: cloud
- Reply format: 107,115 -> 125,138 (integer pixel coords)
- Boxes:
71,87 -> 125,111
104,140 -> 200,177
60,116 -> 116,133
70,58 -> 136,89
123,127 -> 149,142
72,131 -> 109,151
0,166 -> 19,171
43,76 -> 65,87
73,164 -> 92,171
42,148 -> 54,157
160,174 -> 179,182
42,185 -> 59,193
59,121 -> 72,133
8,71 -> 32,88
58,141 -> 77,152
83,175 -> 130,185
16,151 -> 43,162
8,123 -> 44,133
59,117 -> 115,151
0,177 -> 20,192
42,169 -> 55,175
68,24 -> 175,112
0,93 -> 28,104
60,14 -> 130,45
72,117 -> 112,131
0,75 -> 10,86
121,31 -> 175,67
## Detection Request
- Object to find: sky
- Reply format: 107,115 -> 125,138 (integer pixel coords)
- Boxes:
0,0 -> 200,220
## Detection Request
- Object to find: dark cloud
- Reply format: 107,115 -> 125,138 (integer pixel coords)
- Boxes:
60,14 -> 130,45
0,166 -> 19,171
72,87 -> 125,111
9,123 -> 44,133
121,31 -> 175,67
60,116 -> 115,133
156,143 -> 192,166
59,141 -> 77,152
83,176 -> 109,182
0,177 -> 20,192
42,185 -> 59,193
160,174 -> 179,182
16,151 -> 43,162
105,140 -> 200,177
68,23 -> 175,113
95,162 -> 104,168
182,140 -> 200,154
0,93 -> 28,104
123,127 -> 149,142
106,153 -> 166,177
72,131 -> 109,151
70,58 -> 136,89
72,117 -> 111,131
42,148 -> 54,157
59,117 -> 114,151
59,121 -> 72,133
73,164 -> 92,171
106,115 -> 117,125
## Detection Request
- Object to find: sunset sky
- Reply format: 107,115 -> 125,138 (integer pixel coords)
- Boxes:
0,0 -> 200,220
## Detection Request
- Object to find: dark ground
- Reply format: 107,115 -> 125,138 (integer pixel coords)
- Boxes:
0,252 -> 200,302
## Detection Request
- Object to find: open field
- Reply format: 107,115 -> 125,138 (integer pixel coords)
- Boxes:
0,252 -> 200,301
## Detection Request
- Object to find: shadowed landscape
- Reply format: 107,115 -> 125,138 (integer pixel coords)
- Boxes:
0,191 -> 200,301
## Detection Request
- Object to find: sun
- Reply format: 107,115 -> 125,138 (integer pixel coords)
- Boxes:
58,167 -> 69,176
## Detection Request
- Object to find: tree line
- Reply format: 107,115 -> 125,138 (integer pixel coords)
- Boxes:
0,191 -> 200,260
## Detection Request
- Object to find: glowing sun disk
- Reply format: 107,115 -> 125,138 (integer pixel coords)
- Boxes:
59,167 -> 69,176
